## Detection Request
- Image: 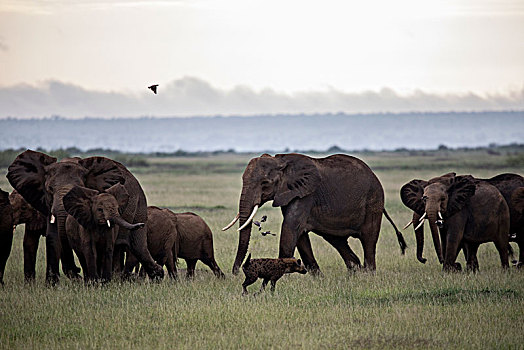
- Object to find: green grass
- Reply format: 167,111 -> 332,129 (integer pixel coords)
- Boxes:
1,150 -> 523,349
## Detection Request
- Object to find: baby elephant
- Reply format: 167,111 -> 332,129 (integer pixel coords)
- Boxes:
125,206 -> 224,279
242,254 -> 307,295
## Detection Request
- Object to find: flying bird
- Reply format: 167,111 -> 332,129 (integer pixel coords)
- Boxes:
148,84 -> 158,94
260,215 -> 267,222
261,231 -> 275,237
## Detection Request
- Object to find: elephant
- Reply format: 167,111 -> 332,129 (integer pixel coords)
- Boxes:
9,190 -> 47,282
481,174 -> 524,266
63,184 -> 145,282
0,189 -> 48,284
7,150 -> 163,284
223,153 -> 407,275
402,173 -> 524,267
401,174 -> 509,271
125,206 -> 225,279
0,188 -> 14,285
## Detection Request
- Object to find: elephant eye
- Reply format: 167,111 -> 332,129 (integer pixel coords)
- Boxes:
422,195 -> 428,202
97,208 -> 103,213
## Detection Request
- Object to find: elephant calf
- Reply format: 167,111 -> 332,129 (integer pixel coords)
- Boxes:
125,206 -> 224,279
64,184 -> 145,283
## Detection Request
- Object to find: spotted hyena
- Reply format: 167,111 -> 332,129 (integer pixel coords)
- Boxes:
241,253 -> 307,295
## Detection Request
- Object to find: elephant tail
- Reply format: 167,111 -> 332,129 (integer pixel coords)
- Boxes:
383,209 -> 407,255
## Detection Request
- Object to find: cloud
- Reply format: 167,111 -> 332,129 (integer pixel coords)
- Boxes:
0,77 -> 523,119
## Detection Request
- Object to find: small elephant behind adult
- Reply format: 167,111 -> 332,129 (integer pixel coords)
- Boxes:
63,184 -> 145,283
126,206 -> 225,279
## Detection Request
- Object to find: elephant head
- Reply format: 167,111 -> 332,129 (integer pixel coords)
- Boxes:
401,173 -> 475,263
63,184 -> 144,232
225,153 -> 321,274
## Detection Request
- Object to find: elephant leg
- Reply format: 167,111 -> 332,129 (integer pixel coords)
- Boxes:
516,236 -> 524,268
322,234 -> 361,271
45,224 -> 61,285
101,238 -> 114,283
123,251 -> 139,278
0,226 -> 14,285
23,228 -> 42,282
493,235 -> 509,270
166,250 -> 178,280
255,278 -> 269,295
200,257 -> 225,279
296,233 -> 321,275
60,232 -> 81,280
359,210 -> 381,271
242,276 -> 258,295
185,259 -> 197,279
128,225 -> 164,280
82,243 -> 99,283
464,243 -> 480,272
443,232 -> 463,272
269,279 -> 278,293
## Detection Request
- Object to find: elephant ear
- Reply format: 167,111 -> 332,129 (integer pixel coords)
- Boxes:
446,175 -> 476,217
272,154 -> 321,207
79,157 -> 125,192
105,183 -> 129,213
428,172 -> 456,186
400,179 -> 428,215
7,150 -> 57,215
63,186 -> 99,228
511,187 -> 524,214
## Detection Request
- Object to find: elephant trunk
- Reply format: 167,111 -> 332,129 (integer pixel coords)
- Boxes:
232,184 -> 259,275
413,212 -> 427,264
426,207 -> 443,263
112,215 -> 144,231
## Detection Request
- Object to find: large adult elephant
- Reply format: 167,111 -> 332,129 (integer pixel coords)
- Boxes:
223,153 -> 407,275
7,150 -> 163,284
401,174 -> 509,271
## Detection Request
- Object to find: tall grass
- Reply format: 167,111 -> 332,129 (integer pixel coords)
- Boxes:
0,151 -> 523,349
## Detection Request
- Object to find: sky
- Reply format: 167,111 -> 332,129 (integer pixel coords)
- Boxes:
0,0 -> 523,118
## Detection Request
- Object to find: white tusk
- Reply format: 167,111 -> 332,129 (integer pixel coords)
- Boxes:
50,215 -> 56,224
415,219 -> 425,231
419,212 -> 427,222
222,213 -> 240,231
237,205 -> 259,231
438,211 -> 443,220
403,220 -> 413,230
107,220 -> 111,228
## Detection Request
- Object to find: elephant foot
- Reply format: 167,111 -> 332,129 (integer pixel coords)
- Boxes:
45,274 -> 60,287
147,264 -> 164,281
443,262 -> 461,272
308,267 -> 323,277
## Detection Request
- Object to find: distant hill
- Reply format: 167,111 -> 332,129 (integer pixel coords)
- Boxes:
0,111 -> 522,153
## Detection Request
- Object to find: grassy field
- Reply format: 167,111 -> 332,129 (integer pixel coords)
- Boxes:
0,150 -> 523,349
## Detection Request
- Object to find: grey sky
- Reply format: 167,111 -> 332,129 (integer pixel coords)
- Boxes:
0,0 -> 523,117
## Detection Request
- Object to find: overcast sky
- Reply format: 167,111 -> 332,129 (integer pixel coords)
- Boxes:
1,0 -> 523,118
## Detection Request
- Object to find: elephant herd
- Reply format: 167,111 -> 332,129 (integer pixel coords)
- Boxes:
0,150 -> 522,286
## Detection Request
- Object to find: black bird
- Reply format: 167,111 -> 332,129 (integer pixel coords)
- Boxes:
261,231 -> 275,236
260,215 -> 267,222
148,84 -> 158,94
253,221 -> 262,230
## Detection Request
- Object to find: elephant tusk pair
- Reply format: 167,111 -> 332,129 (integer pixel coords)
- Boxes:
238,205 -> 259,231
414,212 -> 427,231
222,213 -> 240,231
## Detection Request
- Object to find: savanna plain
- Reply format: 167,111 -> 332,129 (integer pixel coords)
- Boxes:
1,148 -> 523,349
